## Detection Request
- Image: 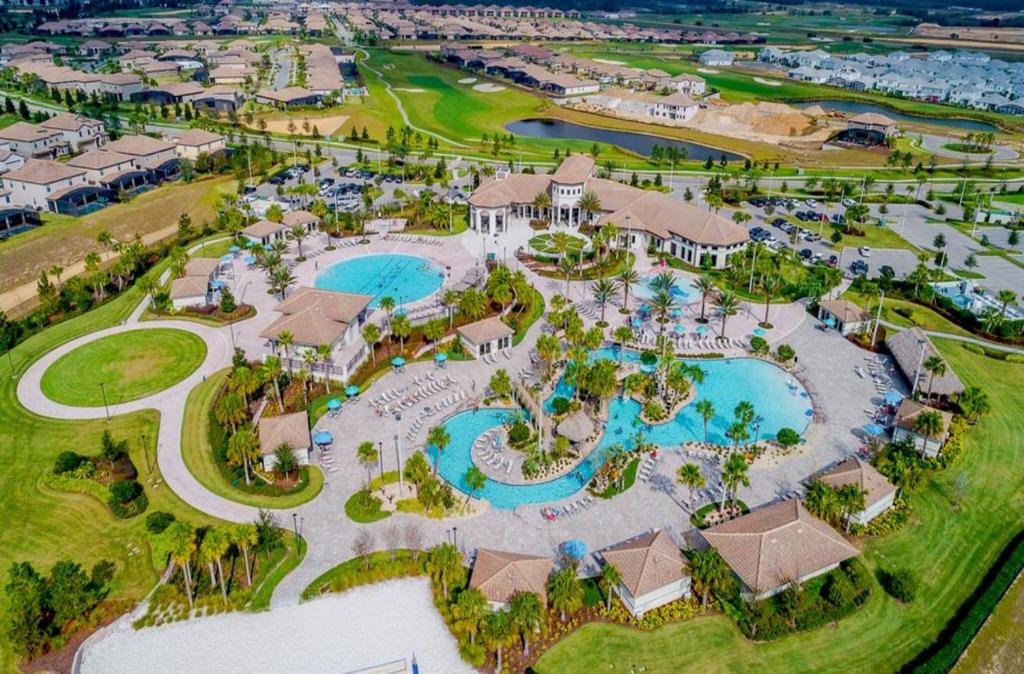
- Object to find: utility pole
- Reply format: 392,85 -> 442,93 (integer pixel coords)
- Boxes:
394,433 -> 403,495
871,289 -> 885,349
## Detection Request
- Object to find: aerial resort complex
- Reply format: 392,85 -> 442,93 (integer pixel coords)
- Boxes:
1,0 -> 1023,672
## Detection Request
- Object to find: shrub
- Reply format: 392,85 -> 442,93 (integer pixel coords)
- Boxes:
507,421 -> 531,445
881,569 -> 918,603
145,511 -> 176,535
53,451 -> 85,474
550,397 -> 570,415
749,336 -> 769,355
640,350 -> 658,366
962,342 -> 985,355
775,344 -> 796,363
109,479 -> 142,504
1006,353 -> 1024,364
776,428 -> 801,447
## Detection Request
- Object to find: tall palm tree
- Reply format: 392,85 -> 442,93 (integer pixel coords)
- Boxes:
531,190 -> 551,221
426,543 -> 462,599
168,522 -> 197,610
714,289 -> 740,338
837,483 -> 867,534
451,587 -> 488,645
227,428 -> 259,485
576,190 -> 602,227
287,223 -> 308,257
552,231 -> 571,264
391,314 -> 412,352
362,323 -> 381,361
695,399 -> 715,443
914,410 -> 944,457
426,425 -> 451,477
277,331 -> 295,374
590,277 -> 618,324
649,289 -> 676,335
722,453 -> 750,512
509,591 -> 544,657
199,528 -> 230,604
600,563 -> 622,610
803,480 -> 841,527
922,355 -> 947,403
759,274 -> 782,325
229,523 -> 258,587
677,462 -> 705,508
996,289 -> 1018,320
482,611 -> 516,673
317,343 -> 333,391
613,325 -> 633,363
548,567 -> 583,622
442,289 -> 461,329
261,356 -> 284,410
616,268 -> 640,312
689,548 -> 730,608
215,392 -> 247,434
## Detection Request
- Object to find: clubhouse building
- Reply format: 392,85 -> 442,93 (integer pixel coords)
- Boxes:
468,155 -> 748,269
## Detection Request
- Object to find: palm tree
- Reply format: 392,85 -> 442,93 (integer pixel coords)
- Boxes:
215,392 -> 247,434
227,428 -> 259,485
458,288 -> 487,320
722,453 -> 750,512
509,591 -> 544,657
317,343 -> 333,391
997,289 -> 1018,320
426,425 -> 451,477
695,399 -> 715,443
803,480 -> 841,526
649,289 -> 676,335
548,567 -> 583,622
451,587 -> 488,645
426,543 -> 462,599
261,356 -> 284,410
557,254 -> 576,295
357,441 -> 379,496
577,190 -> 602,226
168,522 -> 196,611
379,295 -> 396,319
287,223 -> 308,257
199,528 -> 230,604
613,325 -> 633,362
759,275 -> 782,326
957,385 -> 991,424
689,548 -> 731,608
442,289 -> 460,329
600,563 -> 622,610
463,465 -> 487,504
922,355 -> 947,403
229,523 -> 258,587
482,611 -> 516,673
677,462 -> 706,508
836,483 -> 867,533
552,231 -> 571,263
591,277 -> 618,324
391,313 -> 412,352
531,190 -> 551,220
616,268 -> 640,312
362,323 -> 381,361
914,410 -> 944,457
276,331 -> 295,375
714,289 -> 740,338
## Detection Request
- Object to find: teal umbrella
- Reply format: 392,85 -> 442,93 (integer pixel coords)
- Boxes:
345,385 -> 360,396
391,356 -> 406,367
326,398 -> 342,411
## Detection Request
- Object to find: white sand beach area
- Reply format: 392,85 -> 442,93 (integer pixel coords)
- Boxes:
79,578 -> 472,674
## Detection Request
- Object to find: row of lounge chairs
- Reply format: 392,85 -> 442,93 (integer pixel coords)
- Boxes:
381,234 -> 444,246
480,350 -> 512,364
540,496 -> 595,521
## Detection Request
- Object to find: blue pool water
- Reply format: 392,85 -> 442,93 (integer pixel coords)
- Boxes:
315,254 -> 444,308
431,348 -> 812,509
632,272 -> 700,304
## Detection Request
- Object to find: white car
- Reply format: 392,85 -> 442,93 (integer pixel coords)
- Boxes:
859,246 -> 872,257
842,197 -> 856,208
804,199 -> 819,208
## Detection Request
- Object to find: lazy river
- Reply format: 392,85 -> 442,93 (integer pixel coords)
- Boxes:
430,348 -> 812,509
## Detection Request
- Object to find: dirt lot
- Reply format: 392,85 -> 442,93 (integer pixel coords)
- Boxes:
255,113 -> 349,137
0,175 -> 236,312
911,22 -> 1024,46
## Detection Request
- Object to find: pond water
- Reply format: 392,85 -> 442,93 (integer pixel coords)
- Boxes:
431,348 -> 812,509
794,100 -> 999,133
506,119 -> 743,161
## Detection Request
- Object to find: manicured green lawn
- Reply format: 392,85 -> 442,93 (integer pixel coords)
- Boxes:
832,221 -> 920,253
537,339 -> 1024,673
0,263 -> 219,671
180,369 -> 323,509
529,233 -> 588,255
40,328 -> 207,406
192,237 -> 237,258
841,289 -> 974,338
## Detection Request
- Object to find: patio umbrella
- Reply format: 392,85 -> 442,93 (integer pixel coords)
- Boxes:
211,279 -> 227,290
863,422 -> 885,436
391,356 -> 406,367
671,308 -> 682,318
883,390 -> 903,406
753,327 -> 767,337
243,255 -> 256,265
823,317 -> 836,328
696,324 -> 709,334
434,352 -> 448,363
313,431 -> 334,445
344,385 -> 360,397
326,398 -> 342,411
630,318 -> 642,328
674,324 -> 686,335
228,245 -> 241,253
561,539 -> 587,560
219,254 -> 233,263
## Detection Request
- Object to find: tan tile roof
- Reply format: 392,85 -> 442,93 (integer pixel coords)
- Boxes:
659,91 -> 699,108
169,275 -> 209,300
152,82 -> 206,97
885,327 -> 963,396
282,209 -> 320,227
600,530 -> 687,598
259,287 -> 372,347
598,192 -> 749,247
67,149 -> 136,170
850,112 -> 898,127
258,411 -> 310,456
819,299 -> 870,324
457,316 -> 513,345
552,154 -> 595,184
818,458 -> 897,510
3,159 -> 85,185
39,112 -> 103,132
255,86 -> 318,103
104,134 -> 175,157
183,257 -> 220,278
175,129 -> 225,147
469,548 -> 552,604
893,398 -> 953,436
468,173 -> 552,208
242,219 -> 287,238
701,499 -> 858,594
0,121 -> 61,143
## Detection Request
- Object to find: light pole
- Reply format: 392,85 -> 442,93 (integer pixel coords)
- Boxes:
394,433 -> 403,495
378,440 -> 384,483
871,289 -> 885,349
99,382 -> 111,422
291,513 -> 300,554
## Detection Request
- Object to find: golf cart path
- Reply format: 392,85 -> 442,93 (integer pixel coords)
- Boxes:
880,319 -> 1024,354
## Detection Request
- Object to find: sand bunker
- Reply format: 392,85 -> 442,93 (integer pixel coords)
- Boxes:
594,58 -> 626,65
395,87 -> 425,93
697,67 -> 720,74
754,77 -> 783,87
259,114 -> 348,136
473,83 -> 506,93
458,77 -> 477,84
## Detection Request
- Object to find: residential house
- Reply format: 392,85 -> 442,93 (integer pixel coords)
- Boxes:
698,49 -> 733,67
103,135 -> 180,181
0,122 -> 68,159
172,129 -> 227,160
816,458 -> 898,526
257,411 -> 311,472
39,112 -> 108,154
468,548 -> 552,610
0,159 -> 100,214
67,149 -> 150,194
255,87 -> 323,108
597,530 -> 690,617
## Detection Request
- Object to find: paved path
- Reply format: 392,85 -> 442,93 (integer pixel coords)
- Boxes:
918,133 -> 1018,162
880,319 -> 1024,354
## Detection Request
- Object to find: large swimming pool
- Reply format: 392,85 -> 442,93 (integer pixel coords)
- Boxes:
315,254 -> 445,308
632,271 -> 700,304
430,348 -> 812,509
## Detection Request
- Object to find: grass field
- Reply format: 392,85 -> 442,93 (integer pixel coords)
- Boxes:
841,288 -> 974,337
0,175 -> 236,295
954,573 -> 1024,673
0,262 -> 220,671
833,221 -> 922,252
529,233 -> 588,255
39,328 -> 207,406
181,369 -> 323,509
537,338 -> 1024,673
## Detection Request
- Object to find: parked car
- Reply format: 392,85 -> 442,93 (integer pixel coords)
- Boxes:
828,254 -> 839,267
859,246 -> 872,257
850,260 -> 869,276
842,197 -> 856,208
804,199 -> 819,208
879,265 -> 896,278
799,248 -> 813,260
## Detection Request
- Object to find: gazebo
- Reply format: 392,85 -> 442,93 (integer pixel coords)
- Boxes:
557,411 -> 595,445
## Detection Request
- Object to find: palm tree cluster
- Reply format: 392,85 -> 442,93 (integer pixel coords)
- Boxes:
803,480 -> 868,533
251,239 -> 296,299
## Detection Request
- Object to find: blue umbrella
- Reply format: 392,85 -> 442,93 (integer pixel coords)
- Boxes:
631,318 -> 642,328
243,255 -> 256,265
211,279 -> 227,290
263,243 -> 273,251
313,431 -> 334,445
229,245 -> 241,253
696,324 -> 709,334
671,308 -> 682,318
219,254 -> 233,263
863,422 -> 884,436
434,352 -> 448,362
752,327 -> 767,337
562,539 -> 587,560
883,390 -> 903,405
345,385 -> 360,396
823,317 -> 836,328
326,398 -> 342,410
674,324 -> 686,335
391,356 -> 406,367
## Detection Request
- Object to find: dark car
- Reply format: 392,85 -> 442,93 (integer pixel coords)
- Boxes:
827,255 -> 839,267
879,265 -> 896,279
850,260 -> 869,276
771,218 -> 786,228
799,248 -> 813,260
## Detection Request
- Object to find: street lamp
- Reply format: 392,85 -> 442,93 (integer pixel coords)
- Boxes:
99,382 -> 111,422
291,513 -> 300,554
394,433 -> 403,495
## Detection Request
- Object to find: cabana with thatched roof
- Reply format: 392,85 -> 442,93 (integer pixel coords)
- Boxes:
556,410 -> 595,445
